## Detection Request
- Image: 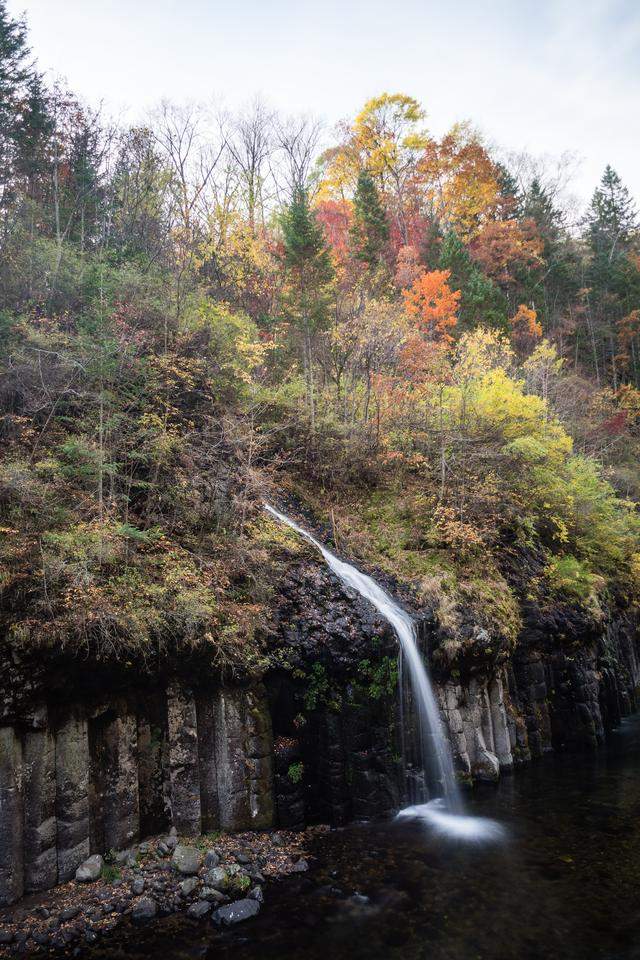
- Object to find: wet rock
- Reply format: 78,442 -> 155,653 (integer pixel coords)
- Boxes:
212,898 -> 260,926
203,866 -> 229,891
171,844 -> 202,875
472,748 -> 500,782
179,877 -> 199,898
187,900 -> 211,919
131,897 -> 157,921
199,886 -> 227,903
75,853 -> 104,882
248,885 -> 263,902
291,858 -> 309,873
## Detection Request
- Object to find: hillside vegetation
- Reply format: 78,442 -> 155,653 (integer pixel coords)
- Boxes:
1,2 -> 639,672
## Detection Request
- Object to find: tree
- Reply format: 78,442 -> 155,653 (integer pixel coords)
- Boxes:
438,230 -> 507,330
0,0 -> 43,218
280,186 -> 334,432
403,268 -> 460,343
350,168 -> 389,272
585,165 -> 637,265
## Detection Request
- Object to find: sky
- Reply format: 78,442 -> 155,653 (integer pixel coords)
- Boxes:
7,0 -> 640,209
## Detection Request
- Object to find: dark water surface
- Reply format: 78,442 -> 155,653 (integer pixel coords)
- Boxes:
88,716 -> 640,960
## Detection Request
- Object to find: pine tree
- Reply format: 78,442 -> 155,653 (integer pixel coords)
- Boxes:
281,186 -> 334,432
585,165 -> 637,263
0,0 -> 38,212
438,230 -> 507,330
523,179 -> 562,240
494,162 -> 522,220
350,168 -> 389,269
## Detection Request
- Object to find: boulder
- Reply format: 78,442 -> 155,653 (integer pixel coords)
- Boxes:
131,897 -> 157,922
203,866 -> 229,891
179,877 -> 199,898
212,898 -> 260,926
198,886 -> 227,903
204,850 -> 220,869
187,901 -> 211,919
472,748 -> 500,782
171,845 -> 202,875
75,854 -> 104,883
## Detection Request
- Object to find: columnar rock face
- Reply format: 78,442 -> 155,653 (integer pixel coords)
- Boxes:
23,723 -> 57,892
214,689 -> 252,830
0,680 -> 275,906
0,726 -> 23,906
167,685 -> 202,837
101,712 -> 140,851
55,715 -> 91,883
266,557 -> 640,828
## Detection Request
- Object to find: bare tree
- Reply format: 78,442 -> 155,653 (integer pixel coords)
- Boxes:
227,97 -> 276,233
273,113 -> 324,201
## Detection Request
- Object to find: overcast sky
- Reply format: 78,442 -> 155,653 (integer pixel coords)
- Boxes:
8,0 -> 640,209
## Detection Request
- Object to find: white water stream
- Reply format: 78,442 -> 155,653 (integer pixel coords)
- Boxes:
265,503 -> 503,841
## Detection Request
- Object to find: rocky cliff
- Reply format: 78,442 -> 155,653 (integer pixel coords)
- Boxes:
1,552 -> 638,907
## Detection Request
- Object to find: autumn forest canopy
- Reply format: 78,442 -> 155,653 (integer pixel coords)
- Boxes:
1,1 -> 640,669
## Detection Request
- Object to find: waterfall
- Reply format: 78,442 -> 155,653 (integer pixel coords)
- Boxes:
264,503 -> 465,808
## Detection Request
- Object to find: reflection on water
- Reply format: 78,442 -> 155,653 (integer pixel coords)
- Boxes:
86,716 -> 640,960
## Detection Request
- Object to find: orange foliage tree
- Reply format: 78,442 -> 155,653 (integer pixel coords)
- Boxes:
469,219 -> 544,287
510,304 -> 543,354
403,269 -> 461,343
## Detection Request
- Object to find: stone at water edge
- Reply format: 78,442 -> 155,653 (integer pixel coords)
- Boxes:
248,885 -> 264,903
171,845 -> 203,875
132,897 -> 158,922
472,748 -> 500,782
290,858 -> 309,873
187,901 -> 211,919
75,854 -> 104,882
212,898 -> 260,926
198,886 -> 227,903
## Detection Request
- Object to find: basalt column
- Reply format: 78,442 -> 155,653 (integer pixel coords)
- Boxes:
55,714 -> 90,883
0,726 -> 24,905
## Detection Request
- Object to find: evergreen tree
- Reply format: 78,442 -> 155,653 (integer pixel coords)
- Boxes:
523,178 -> 562,240
281,186 -> 334,432
494,162 -> 522,220
438,230 -> 507,330
350,168 -> 389,269
585,165 -> 637,264
0,0 -> 39,213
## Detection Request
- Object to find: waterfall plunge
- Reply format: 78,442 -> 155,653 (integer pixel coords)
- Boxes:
265,503 -> 504,840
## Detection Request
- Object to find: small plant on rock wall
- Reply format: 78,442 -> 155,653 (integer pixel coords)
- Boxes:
288,761 -> 305,784
357,657 -> 399,700
303,662 -> 330,710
